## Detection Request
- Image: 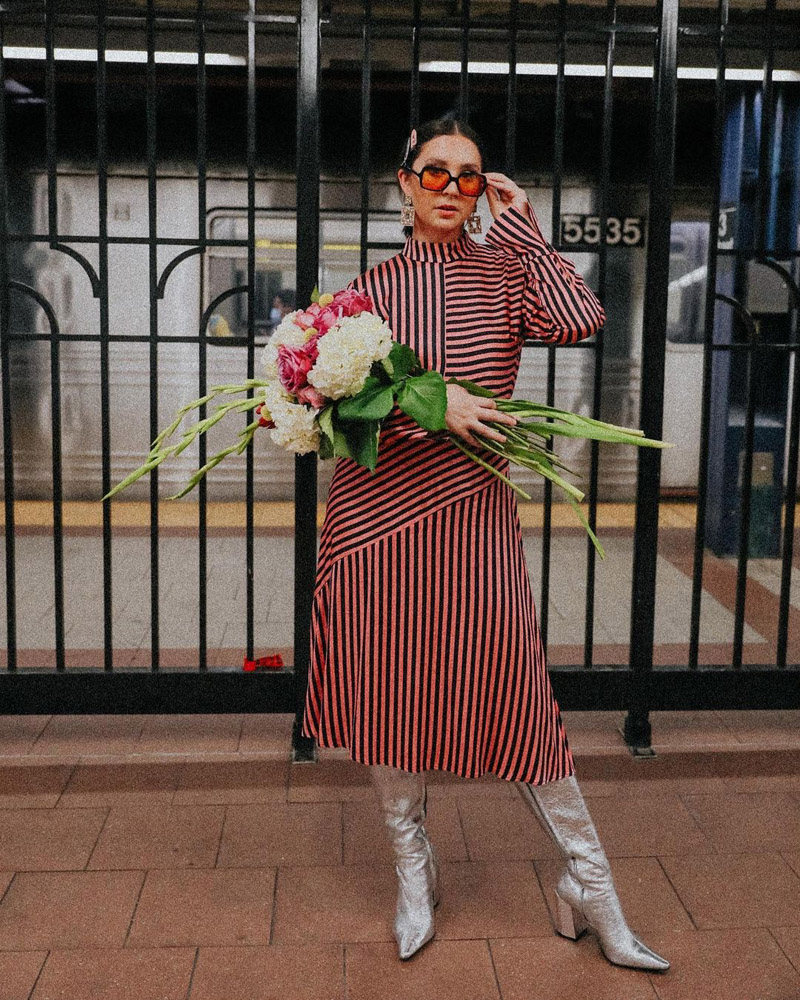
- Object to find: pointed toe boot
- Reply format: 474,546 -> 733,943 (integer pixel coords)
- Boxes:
368,762 -> 439,960
517,775 -> 670,972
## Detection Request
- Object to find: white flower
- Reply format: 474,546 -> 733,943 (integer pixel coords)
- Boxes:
307,312 -> 393,400
268,396 -> 320,454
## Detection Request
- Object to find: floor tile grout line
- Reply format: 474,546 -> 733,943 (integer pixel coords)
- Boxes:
184,945 -> 200,1000
83,806 -> 113,872
51,762 -> 80,810
767,925 -> 800,976
268,867 -> 279,946
213,805 -> 229,869
121,869 -> 149,949
23,948 -> 49,1000
485,938 -> 506,1000
655,855 -> 699,931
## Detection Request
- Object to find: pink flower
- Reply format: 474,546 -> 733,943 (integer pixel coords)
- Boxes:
293,303 -> 322,330
314,305 -> 339,335
277,343 -> 315,395
332,288 -> 373,317
295,383 -> 326,408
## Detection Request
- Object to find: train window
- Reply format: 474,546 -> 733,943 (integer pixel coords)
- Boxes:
666,221 -> 709,345
204,211 -> 401,341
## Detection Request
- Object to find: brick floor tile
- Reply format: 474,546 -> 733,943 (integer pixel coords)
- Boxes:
32,717 -> 143,756
173,760 -> 289,805
771,926 -> 800,974
288,759 -> 374,803
58,763 -> 180,808
715,710 -> 800,748
457,795 -> 561,861
189,945 -> 344,1000
0,765 -> 73,808
569,795 -> 713,857
0,871 -> 144,950
136,716 -> 242,755
489,936 -> 660,1000
0,952 -> 48,1000
0,874 -> 12,899
216,803 -> 341,868
424,769 -> 517,800
680,792 -> 800,853
345,940 -> 501,1000
271,865 -> 394,945
238,714 -> 295,755
342,796 -> 468,866
659,852 -> 800,928
87,805 -> 225,870
31,948 -> 195,1000
647,711 -> 744,748
0,717 -> 51,756
432,860 -> 553,940
645,928 -> 800,1000
535,856 -> 693,934
0,809 -> 107,871
127,869 -> 274,948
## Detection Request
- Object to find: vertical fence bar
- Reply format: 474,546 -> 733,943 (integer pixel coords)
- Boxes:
146,0 -> 160,670
504,0 -> 518,176
777,297 -> 800,668
97,0 -> 113,670
410,0 -> 420,128
293,0 -> 321,752
0,17 -> 15,673
583,0 -> 616,670
539,0 -> 568,647
246,0 -> 257,662
359,0 -> 371,277
689,0 -> 728,671
625,0 -> 678,746
459,0 -> 469,122
197,0 -> 208,671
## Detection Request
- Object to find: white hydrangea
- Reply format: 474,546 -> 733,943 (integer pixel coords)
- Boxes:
262,381 -> 320,454
307,312 -> 393,400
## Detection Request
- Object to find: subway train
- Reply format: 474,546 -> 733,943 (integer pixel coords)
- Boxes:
3,125 -> 798,504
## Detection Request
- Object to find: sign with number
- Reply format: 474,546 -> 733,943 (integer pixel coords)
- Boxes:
559,214 -> 646,248
717,204 -> 737,249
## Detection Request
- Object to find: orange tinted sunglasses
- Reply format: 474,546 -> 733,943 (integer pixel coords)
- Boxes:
405,164 -> 487,198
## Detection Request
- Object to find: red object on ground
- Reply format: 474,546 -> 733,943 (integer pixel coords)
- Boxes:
243,654 -> 285,671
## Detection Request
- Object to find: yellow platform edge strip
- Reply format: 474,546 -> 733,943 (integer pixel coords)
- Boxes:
8,499 -> 700,530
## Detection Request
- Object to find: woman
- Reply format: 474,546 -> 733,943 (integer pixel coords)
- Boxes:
301,116 -> 669,973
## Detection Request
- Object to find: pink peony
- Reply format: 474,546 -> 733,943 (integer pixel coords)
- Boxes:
295,384 -> 327,408
293,303 -> 322,330
277,343 -> 315,395
332,288 -> 373,317
314,305 -> 339,335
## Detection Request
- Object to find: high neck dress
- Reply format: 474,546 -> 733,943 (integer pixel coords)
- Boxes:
301,200 -> 606,783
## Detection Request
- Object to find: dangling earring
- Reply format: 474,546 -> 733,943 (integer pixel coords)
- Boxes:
401,194 -> 415,227
465,210 -> 482,234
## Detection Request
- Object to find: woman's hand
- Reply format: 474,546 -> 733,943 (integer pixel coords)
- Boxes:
484,172 -> 529,221
444,383 -> 518,448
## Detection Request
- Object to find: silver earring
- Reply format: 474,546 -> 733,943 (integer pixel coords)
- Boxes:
401,194 -> 415,227
466,211 -> 482,234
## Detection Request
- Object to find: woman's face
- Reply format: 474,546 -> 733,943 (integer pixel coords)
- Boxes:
397,133 -> 483,240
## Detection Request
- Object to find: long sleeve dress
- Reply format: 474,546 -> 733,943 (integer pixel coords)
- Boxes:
300,200 -> 606,783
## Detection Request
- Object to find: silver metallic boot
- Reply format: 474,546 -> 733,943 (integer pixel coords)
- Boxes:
517,774 -> 670,972
367,762 -> 440,959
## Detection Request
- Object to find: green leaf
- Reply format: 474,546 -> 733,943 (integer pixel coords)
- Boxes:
333,418 -> 381,471
386,342 -> 421,382
396,371 -> 448,431
336,378 -> 395,421
310,285 -> 320,303
317,404 -> 335,445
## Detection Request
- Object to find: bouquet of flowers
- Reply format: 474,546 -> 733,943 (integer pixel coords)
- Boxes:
104,286 -> 671,558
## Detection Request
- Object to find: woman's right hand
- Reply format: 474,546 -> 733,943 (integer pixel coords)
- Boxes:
444,383 -> 517,448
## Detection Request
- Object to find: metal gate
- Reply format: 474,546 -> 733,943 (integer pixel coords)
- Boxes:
0,0 -> 798,754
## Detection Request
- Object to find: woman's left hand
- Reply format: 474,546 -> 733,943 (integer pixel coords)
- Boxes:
484,172 -> 529,220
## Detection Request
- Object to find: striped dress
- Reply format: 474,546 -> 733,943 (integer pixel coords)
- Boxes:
301,201 -> 606,783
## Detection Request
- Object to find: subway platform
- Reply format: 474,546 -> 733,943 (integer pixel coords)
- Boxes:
0,709 -> 798,999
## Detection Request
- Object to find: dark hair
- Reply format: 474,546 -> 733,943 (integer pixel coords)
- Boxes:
398,115 -> 485,237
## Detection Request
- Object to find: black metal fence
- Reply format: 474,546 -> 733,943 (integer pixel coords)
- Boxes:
0,0 -> 798,753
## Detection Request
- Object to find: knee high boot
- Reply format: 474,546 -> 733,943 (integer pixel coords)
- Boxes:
517,774 -> 670,971
367,762 -> 440,960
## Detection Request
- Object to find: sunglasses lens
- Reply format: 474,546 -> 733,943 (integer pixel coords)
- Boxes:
458,173 -> 485,197
420,167 -> 451,191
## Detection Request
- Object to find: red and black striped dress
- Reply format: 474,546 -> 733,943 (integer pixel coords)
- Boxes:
301,201 -> 606,783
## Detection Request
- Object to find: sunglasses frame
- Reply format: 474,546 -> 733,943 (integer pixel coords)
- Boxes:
403,164 -> 488,198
